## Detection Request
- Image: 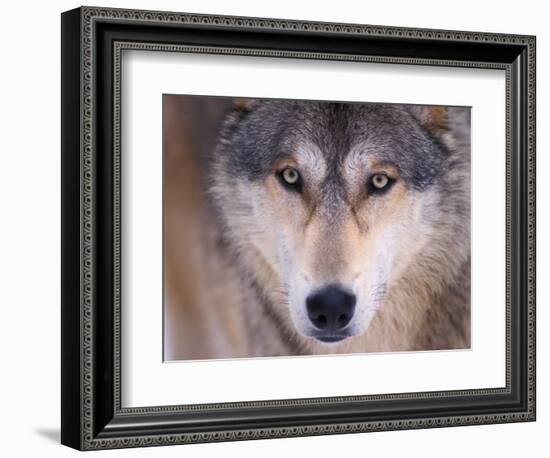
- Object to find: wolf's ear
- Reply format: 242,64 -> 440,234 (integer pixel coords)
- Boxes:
232,98 -> 257,113
411,106 -> 449,137
218,98 -> 258,139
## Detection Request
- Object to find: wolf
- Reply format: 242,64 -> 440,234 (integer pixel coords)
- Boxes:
208,99 -> 470,357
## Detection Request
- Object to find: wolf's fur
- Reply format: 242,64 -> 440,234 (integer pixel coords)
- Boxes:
208,100 -> 470,356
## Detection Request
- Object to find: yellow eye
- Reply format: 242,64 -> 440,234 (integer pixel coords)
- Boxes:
371,174 -> 389,189
281,167 -> 300,185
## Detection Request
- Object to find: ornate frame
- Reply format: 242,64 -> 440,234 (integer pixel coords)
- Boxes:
61,6 -> 536,450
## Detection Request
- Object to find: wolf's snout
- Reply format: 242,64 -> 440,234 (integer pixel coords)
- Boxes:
306,285 -> 356,334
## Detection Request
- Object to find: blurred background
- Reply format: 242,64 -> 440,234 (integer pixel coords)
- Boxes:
163,95 -> 248,361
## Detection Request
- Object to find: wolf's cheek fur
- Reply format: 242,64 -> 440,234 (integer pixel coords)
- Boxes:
337,184 -> 429,336
260,175 -> 313,332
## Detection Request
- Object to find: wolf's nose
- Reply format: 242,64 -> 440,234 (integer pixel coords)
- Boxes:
306,285 -> 356,331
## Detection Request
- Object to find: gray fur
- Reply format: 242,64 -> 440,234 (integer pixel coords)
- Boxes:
215,100 -> 448,190
208,99 -> 471,356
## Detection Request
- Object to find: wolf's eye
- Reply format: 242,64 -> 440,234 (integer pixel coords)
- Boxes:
372,174 -> 389,189
281,167 -> 299,184
368,174 -> 394,194
278,167 -> 303,192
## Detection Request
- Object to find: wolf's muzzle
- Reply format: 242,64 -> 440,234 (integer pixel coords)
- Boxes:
306,285 -> 356,342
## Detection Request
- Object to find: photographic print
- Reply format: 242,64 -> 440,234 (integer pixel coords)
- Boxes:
62,7 -> 535,449
163,95 -> 471,361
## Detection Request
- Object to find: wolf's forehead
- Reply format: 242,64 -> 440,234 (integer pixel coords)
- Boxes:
224,101 -> 445,189
295,140 -> 374,173
291,104 -> 406,156
289,103 -> 446,189
291,105 -> 399,168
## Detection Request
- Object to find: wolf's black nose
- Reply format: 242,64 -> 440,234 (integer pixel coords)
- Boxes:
306,285 -> 356,331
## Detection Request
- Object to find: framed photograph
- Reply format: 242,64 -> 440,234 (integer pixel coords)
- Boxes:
61,6 -> 536,450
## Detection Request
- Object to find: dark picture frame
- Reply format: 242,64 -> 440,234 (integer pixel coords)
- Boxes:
61,6 -> 536,450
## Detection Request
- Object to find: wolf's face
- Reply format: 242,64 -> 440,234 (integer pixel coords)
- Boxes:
213,101 -> 464,346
